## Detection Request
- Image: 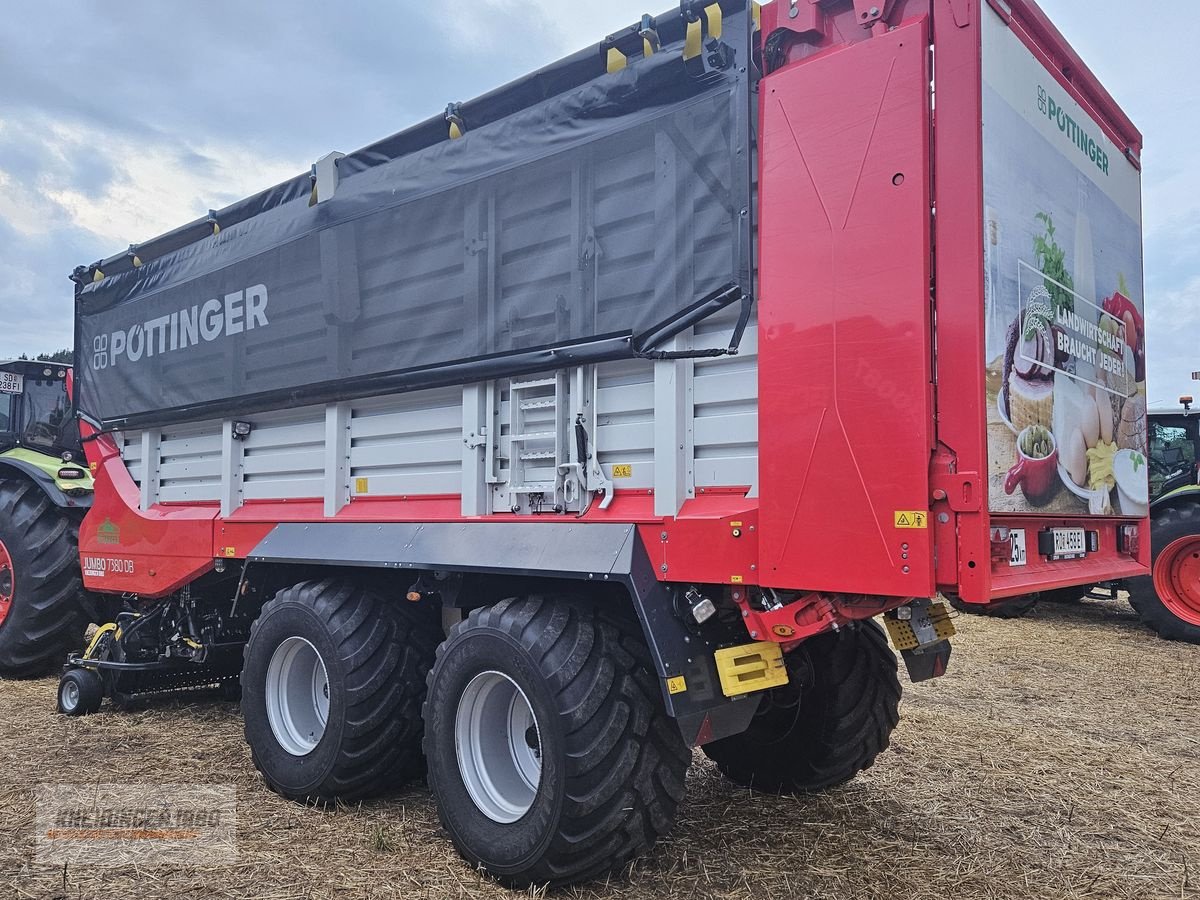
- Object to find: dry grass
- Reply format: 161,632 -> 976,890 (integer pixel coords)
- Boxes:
2,594 -> 1198,900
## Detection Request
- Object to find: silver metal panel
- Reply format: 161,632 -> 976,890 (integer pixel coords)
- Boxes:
240,408 -> 325,502
156,422 -> 223,504
349,387 -> 464,499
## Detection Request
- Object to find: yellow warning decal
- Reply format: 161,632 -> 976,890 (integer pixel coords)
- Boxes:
894,511 -> 929,529
730,574 -> 744,584
666,676 -> 688,695
611,464 -> 633,479
730,521 -> 743,528
221,547 -> 236,558
354,477 -> 369,494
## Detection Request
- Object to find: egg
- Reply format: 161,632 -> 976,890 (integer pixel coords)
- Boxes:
1081,390 -> 1101,449
1098,394 -> 1114,445
1064,427 -> 1088,487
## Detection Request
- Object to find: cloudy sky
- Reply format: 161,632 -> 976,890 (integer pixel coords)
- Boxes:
1,1 -> 1195,405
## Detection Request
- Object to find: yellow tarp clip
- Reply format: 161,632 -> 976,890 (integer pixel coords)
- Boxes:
445,102 -> 465,141
607,46 -> 628,74
639,14 -> 661,56
684,17 -> 703,61
705,3 -> 723,40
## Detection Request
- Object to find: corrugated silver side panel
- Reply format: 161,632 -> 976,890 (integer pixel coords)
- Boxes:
156,423 -> 223,503
349,387 -> 464,498
693,309 -> 759,495
241,406 -> 326,501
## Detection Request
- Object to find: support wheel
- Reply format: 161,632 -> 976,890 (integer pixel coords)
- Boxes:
947,594 -> 1037,619
241,579 -> 441,802
1129,505 -> 1200,644
58,668 -> 104,716
0,479 -> 89,677
702,620 -> 901,794
423,596 -> 689,888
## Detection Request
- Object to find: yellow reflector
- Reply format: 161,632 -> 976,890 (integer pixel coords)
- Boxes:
643,36 -> 656,57
714,641 -> 789,697
883,602 -> 957,652
449,122 -> 463,140
752,2 -> 762,32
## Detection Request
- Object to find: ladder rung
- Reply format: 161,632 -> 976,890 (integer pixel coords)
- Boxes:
520,400 -> 557,411
512,431 -> 556,441
519,451 -> 556,460
511,378 -> 558,391
510,482 -> 555,493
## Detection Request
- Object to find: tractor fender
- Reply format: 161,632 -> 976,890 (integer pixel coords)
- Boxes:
1151,484 -> 1200,514
0,458 -> 92,510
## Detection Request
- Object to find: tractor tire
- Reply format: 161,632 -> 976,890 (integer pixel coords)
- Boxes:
702,620 -> 901,794
423,596 -> 690,888
242,578 -> 442,802
947,594 -> 1037,619
1128,504 -> 1200,644
0,478 -> 89,677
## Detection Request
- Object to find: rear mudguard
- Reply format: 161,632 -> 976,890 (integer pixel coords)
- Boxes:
245,521 -> 758,745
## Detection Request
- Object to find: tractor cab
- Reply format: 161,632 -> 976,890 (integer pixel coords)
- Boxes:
1148,399 -> 1200,505
0,360 -> 84,463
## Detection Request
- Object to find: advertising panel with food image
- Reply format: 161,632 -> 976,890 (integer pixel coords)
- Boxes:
982,7 -> 1146,517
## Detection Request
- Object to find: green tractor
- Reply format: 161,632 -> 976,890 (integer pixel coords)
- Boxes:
1125,400 -> 1200,642
0,360 -> 94,676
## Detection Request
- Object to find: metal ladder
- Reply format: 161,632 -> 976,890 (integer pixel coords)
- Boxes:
506,373 -> 568,505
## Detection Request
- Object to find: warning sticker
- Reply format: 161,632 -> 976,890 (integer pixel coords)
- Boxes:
894,511 -> 929,529
611,464 -> 633,479
354,477 -> 369,494
666,676 -> 688,695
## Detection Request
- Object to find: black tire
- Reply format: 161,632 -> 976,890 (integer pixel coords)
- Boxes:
702,620 -> 900,793
0,478 -> 89,677
1037,586 -> 1091,604
948,594 -> 1037,619
242,578 -> 441,802
58,668 -> 104,716
423,596 -> 690,888
1128,504 -> 1200,644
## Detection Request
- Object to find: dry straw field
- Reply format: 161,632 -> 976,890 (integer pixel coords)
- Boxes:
2,594 -> 1198,900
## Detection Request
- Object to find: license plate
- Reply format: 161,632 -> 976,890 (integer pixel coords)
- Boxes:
0,372 -> 23,395
1051,527 -> 1086,559
1009,529 -> 1027,567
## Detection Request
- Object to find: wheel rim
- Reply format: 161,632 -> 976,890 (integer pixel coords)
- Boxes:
1153,537 -> 1200,628
265,637 -> 330,756
61,679 -> 79,711
0,539 -> 14,627
455,671 -> 542,824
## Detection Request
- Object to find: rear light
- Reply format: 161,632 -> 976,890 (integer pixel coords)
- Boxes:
57,467 -> 85,480
1117,525 -> 1139,557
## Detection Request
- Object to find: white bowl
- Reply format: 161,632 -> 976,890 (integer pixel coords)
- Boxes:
1112,449 -> 1149,517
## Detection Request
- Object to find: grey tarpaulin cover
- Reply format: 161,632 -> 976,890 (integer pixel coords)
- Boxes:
75,2 -> 753,429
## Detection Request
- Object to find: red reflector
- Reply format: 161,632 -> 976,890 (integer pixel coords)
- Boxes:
1117,525 -> 1139,557
989,528 -> 1012,563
